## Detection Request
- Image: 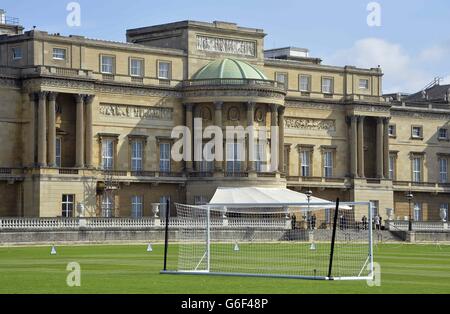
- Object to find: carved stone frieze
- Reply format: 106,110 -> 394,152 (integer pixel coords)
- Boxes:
197,35 -> 256,57
99,103 -> 173,121
284,117 -> 336,131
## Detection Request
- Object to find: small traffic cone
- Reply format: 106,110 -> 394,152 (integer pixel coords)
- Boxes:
50,245 -> 57,255
147,244 -> 153,252
310,242 -> 316,251
234,242 -> 240,252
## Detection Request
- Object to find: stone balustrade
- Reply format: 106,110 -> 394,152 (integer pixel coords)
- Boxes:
0,217 -> 290,231
385,220 -> 449,231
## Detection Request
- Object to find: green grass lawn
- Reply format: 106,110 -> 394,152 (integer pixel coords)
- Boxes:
0,243 -> 449,294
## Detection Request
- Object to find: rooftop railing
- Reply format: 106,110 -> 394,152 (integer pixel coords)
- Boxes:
182,78 -> 285,90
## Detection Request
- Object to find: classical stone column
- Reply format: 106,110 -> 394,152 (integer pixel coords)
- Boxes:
270,104 -> 279,172
278,106 -> 285,173
246,102 -> 256,172
349,116 -> 358,178
85,95 -> 95,168
383,117 -> 390,179
47,92 -> 57,167
357,116 -> 365,178
75,94 -> 85,168
37,91 -> 48,167
193,105 -> 204,171
184,104 -> 194,172
214,102 -> 224,172
28,93 -> 36,167
376,117 -> 384,178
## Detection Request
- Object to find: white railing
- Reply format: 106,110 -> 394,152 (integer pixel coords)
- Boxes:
0,217 -> 289,231
0,217 -> 158,231
385,220 -> 449,231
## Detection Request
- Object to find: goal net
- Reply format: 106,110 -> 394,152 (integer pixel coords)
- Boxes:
163,201 -> 374,281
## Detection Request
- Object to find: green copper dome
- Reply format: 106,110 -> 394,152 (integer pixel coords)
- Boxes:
192,58 -> 268,80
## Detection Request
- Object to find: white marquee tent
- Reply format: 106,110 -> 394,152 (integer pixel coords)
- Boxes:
209,187 -> 350,209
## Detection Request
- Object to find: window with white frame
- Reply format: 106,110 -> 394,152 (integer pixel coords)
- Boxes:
412,126 -> 423,139
56,137 -> 62,168
226,142 -> 242,173
300,150 -> 311,177
388,125 -> 396,137
160,196 -> 171,218
412,156 -> 422,182
52,48 -> 66,60
438,128 -> 448,140
439,157 -> 448,183
159,143 -> 171,172
131,140 -> 143,171
158,61 -> 171,79
130,58 -> 143,77
389,155 -> 396,180
359,79 -> 369,90
255,142 -> 266,172
101,194 -> 114,218
323,150 -> 333,178
101,55 -> 114,74
414,203 -> 422,221
131,195 -> 143,218
61,194 -> 74,218
299,75 -> 311,92
321,77 -> 333,94
102,139 -> 114,170
276,73 -> 288,85
12,47 -> 22,60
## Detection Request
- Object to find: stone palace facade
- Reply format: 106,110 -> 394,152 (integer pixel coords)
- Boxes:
0,13 -> 449,220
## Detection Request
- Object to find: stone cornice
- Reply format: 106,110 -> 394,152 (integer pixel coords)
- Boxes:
127,20 -> 266,39
21,77 -> 182,98
391,108 -> 450,120
0,30 -> 186,57
264,59 -> 383,76
285,99 -> 346,110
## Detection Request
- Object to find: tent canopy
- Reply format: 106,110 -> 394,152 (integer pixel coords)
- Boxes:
209,187 -> 350,209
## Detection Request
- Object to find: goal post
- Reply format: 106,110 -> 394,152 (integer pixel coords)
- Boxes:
161,200 -> 374,281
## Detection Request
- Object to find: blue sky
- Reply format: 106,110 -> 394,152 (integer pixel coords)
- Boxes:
3,0 -> 450,93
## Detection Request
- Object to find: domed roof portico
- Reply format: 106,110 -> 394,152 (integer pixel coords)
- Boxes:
183,58 -> 286,105
192,58 -> 269,81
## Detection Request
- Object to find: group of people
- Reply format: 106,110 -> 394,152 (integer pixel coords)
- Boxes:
361,215 -> 383,230
290,213 -> 317,230
289,213 -> 384,231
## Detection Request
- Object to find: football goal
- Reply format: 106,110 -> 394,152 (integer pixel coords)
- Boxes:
161,199 -> 374,281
